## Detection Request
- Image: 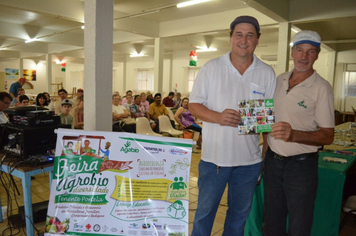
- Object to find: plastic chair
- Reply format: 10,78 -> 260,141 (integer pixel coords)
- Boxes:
136,117 -> 162,136
166,107 -> 179,128
158,115 -> 183,137
339,195 -> 356,232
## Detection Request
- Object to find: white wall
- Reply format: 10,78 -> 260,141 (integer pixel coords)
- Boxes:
313,51 -> 333,85
337,50 -> 356,64
0,59 -> 48,96
0,49 -> 350,100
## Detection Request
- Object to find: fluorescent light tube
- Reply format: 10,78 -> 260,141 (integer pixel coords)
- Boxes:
130,53 -> 146,57
196,47 -> 217,52
25,38 -> 37,43
177,0 -> 211,8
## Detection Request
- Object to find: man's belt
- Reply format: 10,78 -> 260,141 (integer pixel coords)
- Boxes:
268,148 -> 318,161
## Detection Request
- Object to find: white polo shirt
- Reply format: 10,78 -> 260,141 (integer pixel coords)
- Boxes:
267,70 -> 334,156
189,52 -> 276,166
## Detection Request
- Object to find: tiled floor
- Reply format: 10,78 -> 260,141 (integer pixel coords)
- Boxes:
0,151 -> 355,236
0,171 -> 51,236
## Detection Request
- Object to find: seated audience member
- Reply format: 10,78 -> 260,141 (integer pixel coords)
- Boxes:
59,99 -> 74,128
173,92 -> 183,109
9,78 -> 26,99
72,95 -> 84,129
43,92 -> 54,111
140,92 -> 150,111
35,93 -> 49,108
121,90 -> 133,105
162,92 -> 177,108
112,94 -> 134,132
19,95 -> 30,107
148,93 -> 175,133
10,88 -> 25,107
146,91 -> 154,104
54,89 -> 71,115
0,92 -> 12,123
113,91 -> 120,98
73,88 -> 83,108
122,94 -> 133,111
174,97 -> 202,148
131,95 -> 156,130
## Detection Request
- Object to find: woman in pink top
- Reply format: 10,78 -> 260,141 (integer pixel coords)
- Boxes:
140,92 -> 149,111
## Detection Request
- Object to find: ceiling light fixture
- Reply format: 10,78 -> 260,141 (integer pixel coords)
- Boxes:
56,60 -> 65,64
130,52 -> 146,57
25,38 -> 37,43
177,0 -> 211,8
81,25 -> 85,29
196,47 -> 217,52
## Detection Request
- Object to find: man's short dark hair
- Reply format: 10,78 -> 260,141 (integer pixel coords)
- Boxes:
154,93 -> 161,98
134,95 -> 141,100
17,88 -> 25,93
126,90 -> 132,94
0,92 -> 12,102
19,95 -> 29,103
168,92 -> 175,96
58,89 -> 68,95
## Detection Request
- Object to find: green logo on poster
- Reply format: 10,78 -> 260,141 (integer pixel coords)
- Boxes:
265,99 -> 274,107
120,141 -> 139,153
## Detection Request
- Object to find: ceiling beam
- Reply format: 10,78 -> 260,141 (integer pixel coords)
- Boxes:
0,0 -> 84,22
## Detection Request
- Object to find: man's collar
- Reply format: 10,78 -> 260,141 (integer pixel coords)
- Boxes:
282,70 -> 317,88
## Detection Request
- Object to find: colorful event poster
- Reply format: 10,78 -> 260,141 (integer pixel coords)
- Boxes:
5,68 -> 19,80
45,129 -> 193,236
23,69 -> 36,81
237,99 -> 275,134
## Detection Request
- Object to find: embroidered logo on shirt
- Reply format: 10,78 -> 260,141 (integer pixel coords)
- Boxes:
253,91 -> 265,96
298,100 -> 307,109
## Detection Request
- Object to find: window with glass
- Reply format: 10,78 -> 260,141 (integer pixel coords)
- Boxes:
137,69 -> 154,91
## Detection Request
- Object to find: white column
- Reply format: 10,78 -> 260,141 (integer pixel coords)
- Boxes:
154,38 -> 164,93
19,59 -> 23,77
277,22 -> 291,75
46,54 -> 52,94
123,60 -> 126,93
84,0 -> 113,131
328,51 -> 336,87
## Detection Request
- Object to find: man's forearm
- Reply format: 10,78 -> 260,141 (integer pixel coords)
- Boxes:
290,128 -> 334,146
189,103 -> 220,124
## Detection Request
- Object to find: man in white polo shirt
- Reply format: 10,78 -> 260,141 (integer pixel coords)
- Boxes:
189,16 -> 276,236
264,30 -> 334,236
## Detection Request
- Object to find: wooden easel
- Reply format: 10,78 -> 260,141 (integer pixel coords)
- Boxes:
51,82 -> 63,96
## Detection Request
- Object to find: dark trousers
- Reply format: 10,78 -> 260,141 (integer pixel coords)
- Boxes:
263,148 -> 318,236
112,122 -> 136,133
